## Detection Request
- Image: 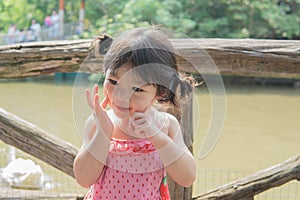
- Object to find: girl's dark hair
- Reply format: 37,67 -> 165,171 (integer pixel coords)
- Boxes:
91,27 -> 193,106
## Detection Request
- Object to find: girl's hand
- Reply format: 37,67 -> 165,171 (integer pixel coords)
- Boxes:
130,109 -> 168,139
86,84 -> 113,138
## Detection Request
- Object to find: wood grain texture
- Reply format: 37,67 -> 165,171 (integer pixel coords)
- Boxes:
0,188 -> 83,200
0,39 -> 299,78
0,108 -> 79,178
194,155 -> 300,200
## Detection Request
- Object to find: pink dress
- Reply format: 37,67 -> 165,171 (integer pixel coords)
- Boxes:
84,138 -> 167,200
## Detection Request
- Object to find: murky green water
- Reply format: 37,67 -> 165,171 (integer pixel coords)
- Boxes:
0,75 -> 299,198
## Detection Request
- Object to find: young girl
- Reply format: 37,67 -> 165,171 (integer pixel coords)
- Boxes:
73,27 -> 197,200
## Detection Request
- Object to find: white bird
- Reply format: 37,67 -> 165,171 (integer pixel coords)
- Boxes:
1,147 -> 45,190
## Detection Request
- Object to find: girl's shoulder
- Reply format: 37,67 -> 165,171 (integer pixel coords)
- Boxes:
152,108 -> 180,135
152,108 -> 183,141
153,108 -> 179,124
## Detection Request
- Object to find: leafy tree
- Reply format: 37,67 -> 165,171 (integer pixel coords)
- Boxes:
86,0 -> 300,39
0,0 -> 38,32
0,0 -> 78,33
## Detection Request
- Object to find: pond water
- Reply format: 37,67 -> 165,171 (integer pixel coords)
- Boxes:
0,74 -> 299,198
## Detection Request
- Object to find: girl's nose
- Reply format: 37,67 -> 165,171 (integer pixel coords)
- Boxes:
113,87 -> 132,102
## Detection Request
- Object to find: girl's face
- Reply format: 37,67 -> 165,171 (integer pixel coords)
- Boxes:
103,64 -> 157,119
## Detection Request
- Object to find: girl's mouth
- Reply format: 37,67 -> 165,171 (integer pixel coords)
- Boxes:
113,103 -> 131,113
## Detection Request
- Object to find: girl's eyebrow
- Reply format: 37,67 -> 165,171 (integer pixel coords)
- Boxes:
132,80 -> 147,85
111,73 -> 146,85
107,69 -> 150,85
106,72 -> 118,79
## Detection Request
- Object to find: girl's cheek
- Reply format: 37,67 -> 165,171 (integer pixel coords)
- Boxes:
103,80 -> 113,93
103,80 -> 109,89
131,97 -> 154,111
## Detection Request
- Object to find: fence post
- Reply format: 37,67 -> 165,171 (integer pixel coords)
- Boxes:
240,197 -> 254,200
163,89 -> 194,200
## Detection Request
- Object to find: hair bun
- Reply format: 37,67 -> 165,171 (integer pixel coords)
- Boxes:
98,34 -> 113,54
89,33 -> 113,56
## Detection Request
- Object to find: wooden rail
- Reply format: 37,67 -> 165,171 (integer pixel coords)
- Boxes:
0,39 -> 299,78
194,155 -> 300,200
0,188 -> 83,200
1,107 -> 299,199
0,108 -> 78,178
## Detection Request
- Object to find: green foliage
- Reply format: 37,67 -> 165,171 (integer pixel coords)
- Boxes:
1,0 -> 299,39
0,0 -> 77,32
87,0 -> 300,39
0,0 -> 38,31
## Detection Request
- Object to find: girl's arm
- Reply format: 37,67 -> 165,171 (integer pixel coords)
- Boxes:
148,113 -> 197,187
73,85 -> 113,188
73,114 -> 112,188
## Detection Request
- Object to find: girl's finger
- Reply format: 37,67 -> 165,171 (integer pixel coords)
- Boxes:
102,88 -> 111,107
86,89 -> 94,109
93,84 -> 98,96
103,87 -> 108,97
132,118 -> 146,126
132,112 -> 145,120
101,94 -> 110,109
133,106 -> 152,119
94,93 -> 101,113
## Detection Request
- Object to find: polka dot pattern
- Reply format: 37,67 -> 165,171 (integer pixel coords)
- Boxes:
84,139 -> 166,200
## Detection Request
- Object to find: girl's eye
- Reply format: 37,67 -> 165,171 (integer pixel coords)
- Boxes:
132,87 -> 144,92
108,79 -> 118,85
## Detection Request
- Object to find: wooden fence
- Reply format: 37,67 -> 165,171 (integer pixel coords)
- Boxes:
0,39 -> 300,199
0,39 -> 300,79
0,108 -> 299,199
